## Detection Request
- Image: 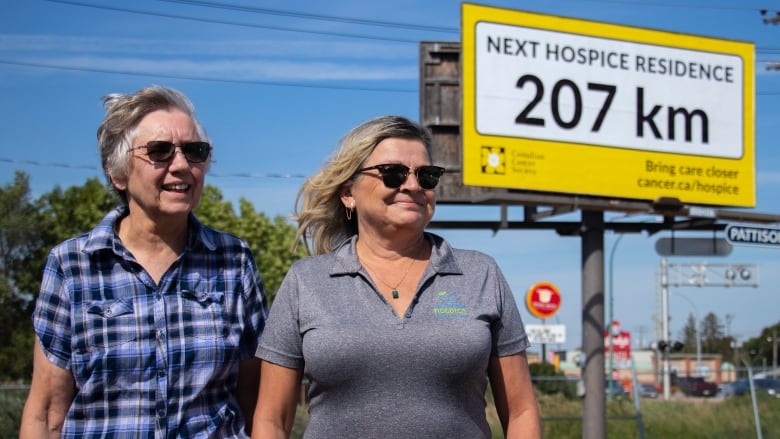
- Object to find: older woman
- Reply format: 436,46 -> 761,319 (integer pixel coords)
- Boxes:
253,115 -> 541,438
20,86 -> 267,438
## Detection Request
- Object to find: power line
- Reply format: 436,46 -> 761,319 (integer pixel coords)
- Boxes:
158,0 -> 457,33
0,157 -> 308,179
0,59 -> 417,93
0,157 -> 98,171
5,58 -> 780,94
45,0 -> 435,44
44,0 -> 780,53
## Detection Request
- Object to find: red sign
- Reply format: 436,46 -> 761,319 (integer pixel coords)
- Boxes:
525,281 -> 562,319
605,321 -> 632,362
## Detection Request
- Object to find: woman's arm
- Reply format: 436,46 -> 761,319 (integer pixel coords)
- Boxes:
19,339 -> 76,439
252,360 -> 303,439
237,357 -> 261,435
488,352 -> 542,439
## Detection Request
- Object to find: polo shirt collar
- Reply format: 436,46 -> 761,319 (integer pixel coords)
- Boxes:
329,232 -> 463,277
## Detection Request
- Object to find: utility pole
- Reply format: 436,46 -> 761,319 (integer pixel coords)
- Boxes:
660,257 -> 671,400
656,259 -> 759,399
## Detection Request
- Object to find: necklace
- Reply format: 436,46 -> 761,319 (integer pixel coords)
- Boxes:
362,252 -> 419,300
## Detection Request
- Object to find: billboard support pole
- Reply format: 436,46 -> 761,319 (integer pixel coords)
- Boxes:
581,210 -> 605,439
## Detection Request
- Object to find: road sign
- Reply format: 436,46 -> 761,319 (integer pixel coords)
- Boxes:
525,281 -> 562,319
526,324 -> 566,344
605,322 -> 632,363
725,224 -> 780,248
655,237 -> 732,256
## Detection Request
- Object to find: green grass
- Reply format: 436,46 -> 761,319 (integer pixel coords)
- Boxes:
2,386 -> 778,438
289,392 -> 780,439
0,386 -> 27,438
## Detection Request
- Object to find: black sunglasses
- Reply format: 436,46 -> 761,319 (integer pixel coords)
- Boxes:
356,163 -> 445,190
130,141 -> 212,163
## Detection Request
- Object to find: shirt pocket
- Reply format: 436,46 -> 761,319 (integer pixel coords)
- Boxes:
180,289 -> 228,340
83,299 -> 138,348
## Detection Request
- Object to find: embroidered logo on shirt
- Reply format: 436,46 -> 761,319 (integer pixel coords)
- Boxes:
432,290 -> 468,317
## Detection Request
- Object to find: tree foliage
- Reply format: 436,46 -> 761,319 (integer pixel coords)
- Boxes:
0,172 -> 42,292
529,361 -> 576,398
673,311 -> 777,366
0,172 -> 44,381
194,188 -> 306,301
740,321 -> 780,368
0,171 -> 304,381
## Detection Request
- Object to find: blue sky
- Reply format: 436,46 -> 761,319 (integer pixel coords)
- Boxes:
2,0 -> 779,354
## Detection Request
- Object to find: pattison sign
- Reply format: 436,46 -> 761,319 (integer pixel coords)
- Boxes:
725,224 -> 780,248
461,3 -> 755,207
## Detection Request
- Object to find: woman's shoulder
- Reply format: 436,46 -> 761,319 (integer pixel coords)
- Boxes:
289,252 -> 336,270
428,232 -> 497,263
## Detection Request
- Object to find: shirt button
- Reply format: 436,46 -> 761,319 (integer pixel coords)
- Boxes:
157,330 -> 165,340
104,308 -> 113,316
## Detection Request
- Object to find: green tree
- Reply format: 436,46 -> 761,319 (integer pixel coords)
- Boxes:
194,185 -> 240,232
18,177 -> 118,295
679,313 -> 698,354
700,312 -> 725,354
528,361 -> 576,398
0,172 -> 42,289
195,189 -> 306,302
0,171 -> 45,381
740,321 -> 780,368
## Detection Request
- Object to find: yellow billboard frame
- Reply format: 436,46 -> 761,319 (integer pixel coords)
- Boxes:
461,3 -> 755,207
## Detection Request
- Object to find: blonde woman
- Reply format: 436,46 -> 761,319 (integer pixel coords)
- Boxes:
253,115 -> 541,439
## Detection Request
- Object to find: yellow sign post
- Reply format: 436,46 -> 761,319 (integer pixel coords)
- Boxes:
461,3 -> 755,207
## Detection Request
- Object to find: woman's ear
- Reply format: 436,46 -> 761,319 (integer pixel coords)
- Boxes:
339,184 -> 354,209
110,174 -> 127,191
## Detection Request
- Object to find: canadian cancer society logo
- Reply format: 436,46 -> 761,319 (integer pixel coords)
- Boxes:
481,146 -> 505,175
432,290 -> 468,317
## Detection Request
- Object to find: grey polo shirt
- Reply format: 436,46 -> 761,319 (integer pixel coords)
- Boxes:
257,232 -> 529,439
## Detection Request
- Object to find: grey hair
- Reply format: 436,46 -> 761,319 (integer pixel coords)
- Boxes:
294,115 -> 434,255
96,85 -> 209,204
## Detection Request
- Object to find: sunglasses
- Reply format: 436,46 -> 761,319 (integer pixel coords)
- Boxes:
356,163 -> 445,190
129,141 -> 212,163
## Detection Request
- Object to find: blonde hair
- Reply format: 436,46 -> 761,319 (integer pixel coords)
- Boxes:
294,115 -> 433,255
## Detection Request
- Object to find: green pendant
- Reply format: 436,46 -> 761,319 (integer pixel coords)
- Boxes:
391,290 -> 399,299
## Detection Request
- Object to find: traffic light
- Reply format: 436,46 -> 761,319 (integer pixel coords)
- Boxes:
656,340 -> 684,352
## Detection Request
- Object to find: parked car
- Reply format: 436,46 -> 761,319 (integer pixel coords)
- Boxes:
676,376 -> 718,397
721,379 -> 750,397
638,383 -> 659,398
722,378 -> 780,398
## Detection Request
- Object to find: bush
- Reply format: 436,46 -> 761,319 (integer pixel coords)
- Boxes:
529,361 -> 577,398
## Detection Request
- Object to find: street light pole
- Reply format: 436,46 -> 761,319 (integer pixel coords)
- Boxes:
661,257 -> 672,400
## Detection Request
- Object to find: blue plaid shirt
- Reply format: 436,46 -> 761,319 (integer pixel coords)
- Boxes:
33,207 -> 268,438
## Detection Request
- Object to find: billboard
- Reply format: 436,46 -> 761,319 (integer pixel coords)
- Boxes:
461,3 -> 755,207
